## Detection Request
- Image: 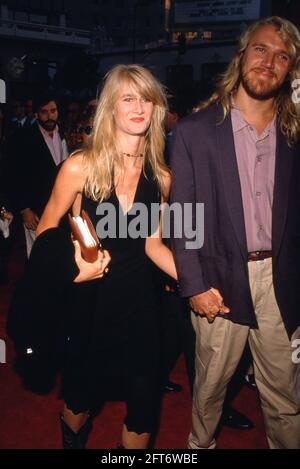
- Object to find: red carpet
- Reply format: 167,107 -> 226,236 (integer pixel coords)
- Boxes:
0,244 -> 268,449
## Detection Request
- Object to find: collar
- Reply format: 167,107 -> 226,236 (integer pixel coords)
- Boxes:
12,116 -> 27,126
231,99 -> 276,136
38,123 -> 59,139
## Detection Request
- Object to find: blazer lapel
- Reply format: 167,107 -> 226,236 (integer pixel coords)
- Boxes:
216,109 -> 248,261
34,123 -> 57,167
272,128 -> 294,261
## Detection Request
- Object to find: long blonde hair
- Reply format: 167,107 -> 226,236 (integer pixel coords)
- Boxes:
194,16 -> 300,146
82,64 -> 168,201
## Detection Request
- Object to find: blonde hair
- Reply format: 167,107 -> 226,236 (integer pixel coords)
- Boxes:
82,64 -> 168,201
194,16 -> 300,146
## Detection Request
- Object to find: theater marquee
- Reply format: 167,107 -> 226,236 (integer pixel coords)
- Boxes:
166,0 -> 272,31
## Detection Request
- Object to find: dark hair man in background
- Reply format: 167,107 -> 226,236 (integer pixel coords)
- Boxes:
9,94 -> 68,256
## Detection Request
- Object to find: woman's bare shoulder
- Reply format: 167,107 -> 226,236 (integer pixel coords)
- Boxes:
57,152 -> 85,192
62,151 -> 85,175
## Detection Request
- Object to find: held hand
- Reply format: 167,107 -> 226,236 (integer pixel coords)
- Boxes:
189,287 -> 230,323
73,240 -> 111,283
21,208 -> 39,230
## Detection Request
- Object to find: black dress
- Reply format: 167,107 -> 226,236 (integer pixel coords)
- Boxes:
62,164 -> 161,431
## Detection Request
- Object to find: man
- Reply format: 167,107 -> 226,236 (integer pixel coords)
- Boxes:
3,98 -> 32,140
164,98 -> 253,428
24,98 -> 36,125
9,94 -> 68,256
170,16 -> 300,449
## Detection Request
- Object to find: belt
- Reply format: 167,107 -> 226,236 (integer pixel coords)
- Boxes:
247,250 -> 272,261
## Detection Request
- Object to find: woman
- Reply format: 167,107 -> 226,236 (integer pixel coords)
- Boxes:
73,108 -> 95,150
37,64 -> 177,449
65,107 -> 95,152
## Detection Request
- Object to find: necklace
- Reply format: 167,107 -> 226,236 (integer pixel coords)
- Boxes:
123,152 -> 144,158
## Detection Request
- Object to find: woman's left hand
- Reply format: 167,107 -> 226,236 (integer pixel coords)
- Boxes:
73,240 -> 111,283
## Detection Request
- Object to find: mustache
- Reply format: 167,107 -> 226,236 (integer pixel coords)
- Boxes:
44,120 -> 56,125
248,67 -> 277,78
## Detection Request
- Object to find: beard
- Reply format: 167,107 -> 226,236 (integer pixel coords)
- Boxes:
38,119 -> 57,132
241,68 -> 283,101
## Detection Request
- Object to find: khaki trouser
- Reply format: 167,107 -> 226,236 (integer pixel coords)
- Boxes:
188,258 -> 300,449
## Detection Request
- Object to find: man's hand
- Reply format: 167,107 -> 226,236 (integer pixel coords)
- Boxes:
21,208 -> 39,230
189,288 -> 230,323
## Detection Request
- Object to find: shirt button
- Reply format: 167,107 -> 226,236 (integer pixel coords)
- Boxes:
256,191 -> 261,196
259,225 -> 263,231
257,156 -> 262,162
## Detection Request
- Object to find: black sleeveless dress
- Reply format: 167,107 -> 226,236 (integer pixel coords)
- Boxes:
62,164 -> 161,412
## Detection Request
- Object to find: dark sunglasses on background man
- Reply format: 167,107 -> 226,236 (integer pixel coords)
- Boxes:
76,126 -> 93,135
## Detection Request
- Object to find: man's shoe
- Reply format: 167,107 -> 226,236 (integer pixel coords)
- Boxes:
244,373 -> 257,390
164,380 -> 183,393
221,406 -> 254,430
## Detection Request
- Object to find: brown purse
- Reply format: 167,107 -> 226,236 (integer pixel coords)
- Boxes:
68,209 -> 101,263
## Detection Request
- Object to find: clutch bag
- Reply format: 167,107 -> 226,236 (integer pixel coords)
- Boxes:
68,209 -> 101,263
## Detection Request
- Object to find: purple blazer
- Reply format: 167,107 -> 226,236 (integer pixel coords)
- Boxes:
170,103 -> 300,337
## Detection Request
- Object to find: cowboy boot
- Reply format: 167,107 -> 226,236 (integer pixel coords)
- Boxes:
60,413 -> 93,449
